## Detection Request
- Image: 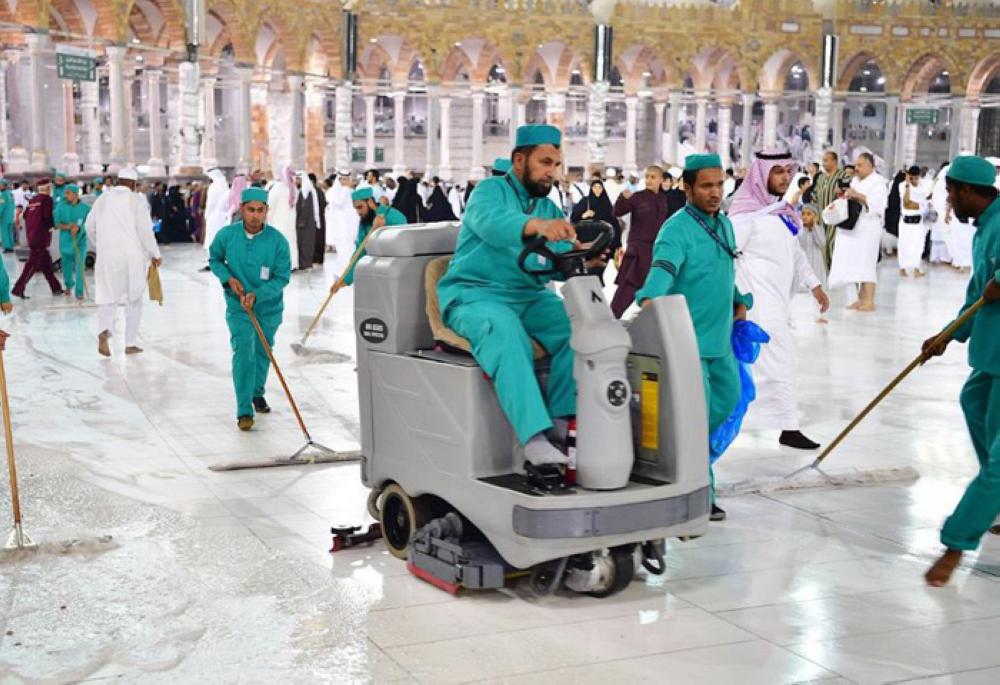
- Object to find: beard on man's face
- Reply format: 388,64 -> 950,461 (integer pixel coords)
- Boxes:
522,169 -> 552,199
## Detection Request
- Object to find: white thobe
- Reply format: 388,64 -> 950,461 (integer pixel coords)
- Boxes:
896,180 -> 929,271
603,179 -> 624,205
827,172 -> 888,287
267,181 -> 298,269
929,173 -> 953,264
733,207 -> 820,430
85,186 -> 160,346
324,182 -> 360,274
203,171 -> 231,258
447,186 -> 464,219
797,224 -> 827,288
948,217 -> 976,269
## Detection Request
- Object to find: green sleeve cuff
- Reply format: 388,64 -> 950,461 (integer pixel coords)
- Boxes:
734,288 -> 753,310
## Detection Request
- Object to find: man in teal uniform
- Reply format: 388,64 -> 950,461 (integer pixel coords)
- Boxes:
491,158 -> 512,177
53,184 -> 89,300
921,155 -> 1000,586
92,177 -> 104,197
0,179 -> 14,252
336,187 -> 408,291
209,187 -> 291,431
437,124 -> 583,467
636,153 -> 753,521
52,172 -> 68,204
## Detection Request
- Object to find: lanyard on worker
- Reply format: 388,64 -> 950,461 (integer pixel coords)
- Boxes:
505,175 -> 538,215
684,206 -> 740,260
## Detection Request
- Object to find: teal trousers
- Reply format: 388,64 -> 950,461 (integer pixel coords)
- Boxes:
445,292 -> 576,444
702,353 -> 740,504
0,221 -> 13,251
941,370 -> 1000,551
61,250 -> 85,298
226,309 -> 280,418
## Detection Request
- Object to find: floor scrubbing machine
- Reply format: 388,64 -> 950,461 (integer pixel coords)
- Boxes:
353,220 -> 710,596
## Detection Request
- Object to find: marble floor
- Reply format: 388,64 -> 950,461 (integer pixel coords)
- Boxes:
0,243 -> 997,684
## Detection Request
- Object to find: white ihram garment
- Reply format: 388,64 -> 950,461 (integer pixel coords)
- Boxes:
85,186 -> 161,346
732,206 -> 821,431
896,180 -> 929,271
267,180 -> 298,268
827,172 -> 888,287
203,169 -> 231,258
324,182 -> 360,274
929,169 -> 952,263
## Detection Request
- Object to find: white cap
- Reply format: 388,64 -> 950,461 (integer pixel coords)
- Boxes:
605,167 -> 617,177
986,157 -> 1000,168
337,168 -> 351,177
668,166 -> 682,179
118,167 -> 139,181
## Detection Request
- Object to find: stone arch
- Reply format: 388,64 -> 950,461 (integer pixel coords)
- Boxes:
357,41 -> 393,84
256,22 -> 283,69
553,45 -> 590,91
759,48 -> 818,95
965,52 -> 1000,100
689,47 -> 748,94
390,41 -> 422,87
48,0 -> 87,35
521,48 -> 554,88
439,44 -> 475,85
900,53 -> 956,100
206,2 -> 253,63
837,50 -> 892,92
615,44 -> 672,94
304,33 -> 327,76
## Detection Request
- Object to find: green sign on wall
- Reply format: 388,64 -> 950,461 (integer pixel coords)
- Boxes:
906,108 -> 939,126
351,147 -> 385,163
56,49 -> 97,82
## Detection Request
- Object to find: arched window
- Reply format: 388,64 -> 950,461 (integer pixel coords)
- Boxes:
848,60 -> 885,94
928,69 -> 951,95
525,70 -> 547,124
784,61 -> 809,92
485,64 -> 509,137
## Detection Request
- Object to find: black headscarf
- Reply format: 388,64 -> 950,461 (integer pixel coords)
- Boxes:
885,170 -> 906,237
425,184 -> 457,222
392,178 -> 425,224
571,180 -> 616,225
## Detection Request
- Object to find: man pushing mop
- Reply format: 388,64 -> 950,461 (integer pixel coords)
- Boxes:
921,155 -> 1000,586
209,186 -> 291,431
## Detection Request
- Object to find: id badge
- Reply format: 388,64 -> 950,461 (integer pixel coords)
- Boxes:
260,265 -> 270,280
535,254 -> 548,268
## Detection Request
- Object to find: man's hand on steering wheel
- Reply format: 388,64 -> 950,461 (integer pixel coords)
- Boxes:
527,218 -> 576,243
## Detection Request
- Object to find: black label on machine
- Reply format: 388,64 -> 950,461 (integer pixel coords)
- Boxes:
607,380 -> 628,407
360,317 -> 388,344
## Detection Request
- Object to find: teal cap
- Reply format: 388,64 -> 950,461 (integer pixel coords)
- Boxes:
515,124 -> 561,148
241,187 -> 269,205
352,187 -> 374,202
0,179 -> 7,187
93,177 -> 103,185
492,158 -> 512,174
55,171 -> 67,180
684,153 -> 723,172
946,155 -> 996,187
65,184 -> 80,193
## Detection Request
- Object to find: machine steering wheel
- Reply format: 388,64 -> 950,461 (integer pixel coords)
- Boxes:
517,220 -> 614,278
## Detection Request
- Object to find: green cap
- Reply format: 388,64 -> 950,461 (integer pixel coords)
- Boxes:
515,124 -> 561,148
352,187 -> 374,202
93,177 -> 104,185
65,184 -> 80,193
492,158 -> 512,174
55,171 -> 67,180
0,179 -> 7,187
241,187 -> 269,205
946,155 -> 996,187
684,153 -> 723,172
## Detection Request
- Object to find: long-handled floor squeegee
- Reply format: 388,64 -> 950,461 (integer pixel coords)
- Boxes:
1,346 -> 34,549
784,296 -> 988,483
290,226 -> 382,356
209,305 -> 359,472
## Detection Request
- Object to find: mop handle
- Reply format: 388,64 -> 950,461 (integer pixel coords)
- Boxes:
71,231 -> 88,299
244,304 -> 311,440
300,224 -> 383,344
814,297 -> 988,466
0,348 -> 22,526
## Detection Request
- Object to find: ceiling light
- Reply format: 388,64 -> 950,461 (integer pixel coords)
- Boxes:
877,76 -> 886,85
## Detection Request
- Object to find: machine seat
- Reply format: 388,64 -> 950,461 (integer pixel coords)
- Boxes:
424,256 -> 546,360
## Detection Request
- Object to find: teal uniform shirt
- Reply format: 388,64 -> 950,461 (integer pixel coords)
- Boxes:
636,203 -> 752,359
54,201 -> 90,254
940,196 -> 1000,551
0,254 -> 10,304
209,221 -> 292,418
52,184 -> 67,205
437,172 -> 575,444
343,205 -> 407,286
0,189 -> 14,251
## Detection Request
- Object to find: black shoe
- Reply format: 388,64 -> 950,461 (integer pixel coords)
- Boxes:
199,265 -> 211,272
779,430 -> 821,450
710,504 -> 727,522
52,289 -> 64,296
12,292 -> 28,300
252,396 -> 271,413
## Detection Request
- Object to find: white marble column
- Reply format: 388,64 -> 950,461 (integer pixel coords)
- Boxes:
694,92 -> 709,152
900,118 -> 919,166
439,95 -> 452,180
424,86 -> 437,178
61,81 -> 81,174
948,98 -> 963,160
235,67 -> 253,174
470,89 -> 485,178
124,68 -> 135,165
717,97 -> 733,170
201,75 -> 218,169
334,82 -> 352,172
0,57 -> 10,164
883,95 -> 899,170
144,69 -> 166,176
364,94 -> 376,168
666,89 -> 682,164
587,81 -> 609,169
508,86 -> 521,148
25,33 -> 50,171
623,95 -> 639,177
392,90 -> 406,176
287,75 -> 304,169
959,100 -> 981,154
105,45 -> 128,172
761,95 -> 779,150
79,80 -> 102,173
653,100 -> 666,164
177,60 -> 202,175
740,92 -> 755,168
812,86 -> 832,161
831,96 -> 845,160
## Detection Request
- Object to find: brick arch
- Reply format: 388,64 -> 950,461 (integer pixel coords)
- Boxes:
616,44 -> 674,94
439,44 -> 475,85
521,49 -> 553,89
553,45 -> 589,91
967,52 -> 1000,100
48,0 -> 87,35
900,52 -> 956,100
837,50 -> 892,92
390,41 -> 422,87
688,47 -> 748,94
206,2 -> 254,64
357,41 -> 393,94
758,48 -> 818,95
256,21 -> 284,69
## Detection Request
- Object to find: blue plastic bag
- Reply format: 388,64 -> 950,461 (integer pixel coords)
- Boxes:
709,319 -> 770,463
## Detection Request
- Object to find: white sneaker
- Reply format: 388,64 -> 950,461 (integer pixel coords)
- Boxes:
524,433 -> 569,466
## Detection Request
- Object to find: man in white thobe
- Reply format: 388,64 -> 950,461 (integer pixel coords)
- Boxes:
897,165 -> 930,278
929,164 -> 953,265
730,151 -> 830,450
267,166 -> 299,270
85,168 -> 161,357
324,170 -> 360,274
201,168 -> 230,271
827,152 -> 888,311
602,167 -> 624,204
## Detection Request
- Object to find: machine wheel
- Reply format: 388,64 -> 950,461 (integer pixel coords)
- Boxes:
366,487 -> 383,520
378,483 -> 431,559
587,545 -> 635,598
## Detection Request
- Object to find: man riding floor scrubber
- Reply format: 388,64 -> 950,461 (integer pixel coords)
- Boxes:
353,125 -> 712,596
